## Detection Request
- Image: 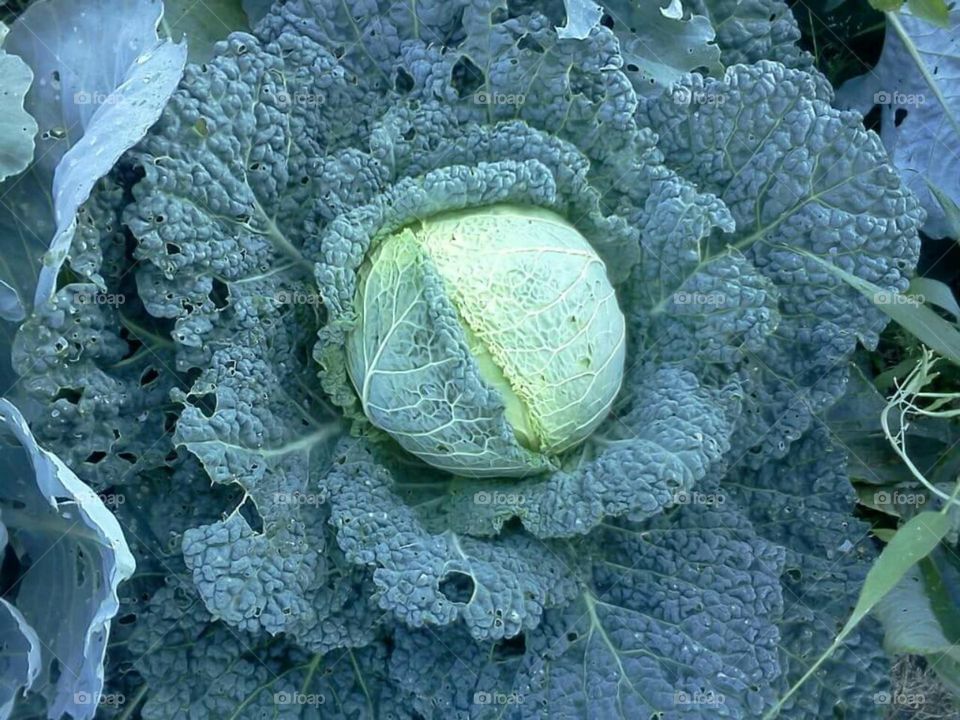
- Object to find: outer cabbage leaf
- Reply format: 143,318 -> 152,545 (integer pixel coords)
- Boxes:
124,31 -> 383,372
0,598 -> 40,720
0,399 -> 134,720
114,30 -> 395,653
724,428 -> 891,718
390,489 -> 785,719
836,4 -> 960,238
172,324 -> 367,651
639,61 -> 923,461
259,0 -> 643,171
11,174 -> 183,491
128,585 -> 409,720
690,0 -> 812,69
599,0 -> 723,93
325,443 -> 580,640
0,0 -> 186,323
0,41 -> 36,186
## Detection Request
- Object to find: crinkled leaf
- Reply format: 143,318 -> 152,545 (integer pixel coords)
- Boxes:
727,430 -> 894,718
690,0 -> 813,68
641,61 -> 923,461
326,444 -> 580,640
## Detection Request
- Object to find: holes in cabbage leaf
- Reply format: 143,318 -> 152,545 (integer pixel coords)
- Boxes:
53,387 -> 82,404
118,452 -> 138,464
210,278 -> 230,310
117,613 -> 137,626
451,57 -> 484,100
75,547 -> 86,585
140,367 -> 160,386
163,412 -> 178,434
185,392 -> 216,418
118,327 -> 143,361
438,570 -> 475,604
517,35 -> 543,53
862,104 -> 882,133
493,633 -> 526,660
86,451 -> 107,464
395,67 -> 414,94
894,108 -> 908,128
238,502 -> 264,533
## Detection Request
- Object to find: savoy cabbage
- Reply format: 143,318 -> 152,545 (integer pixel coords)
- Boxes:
0,0 -> 930,718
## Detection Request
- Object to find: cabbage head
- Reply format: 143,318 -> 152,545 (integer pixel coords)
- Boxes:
346,204 -> 626,477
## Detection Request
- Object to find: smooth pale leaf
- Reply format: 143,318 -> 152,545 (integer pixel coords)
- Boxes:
874,555 -> 960,694
875,564 -> 958,655
161,0 -> 250,62
601,0 -> 722,93
907,0 -> 950,26
844,512 -> 950,639
1,0 -> 187,317
558,0 -> 603,39
0,597 -> 41,719
836,5 -> 960,238
928,181 -> 960,240
909,277 -> 960,319
0,399 -> 135,719
799,250 -> 960,366
873,528 -> 898,542
869,0 -> 904,11
241,0 -> 272,26
0,49 -> 36,185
